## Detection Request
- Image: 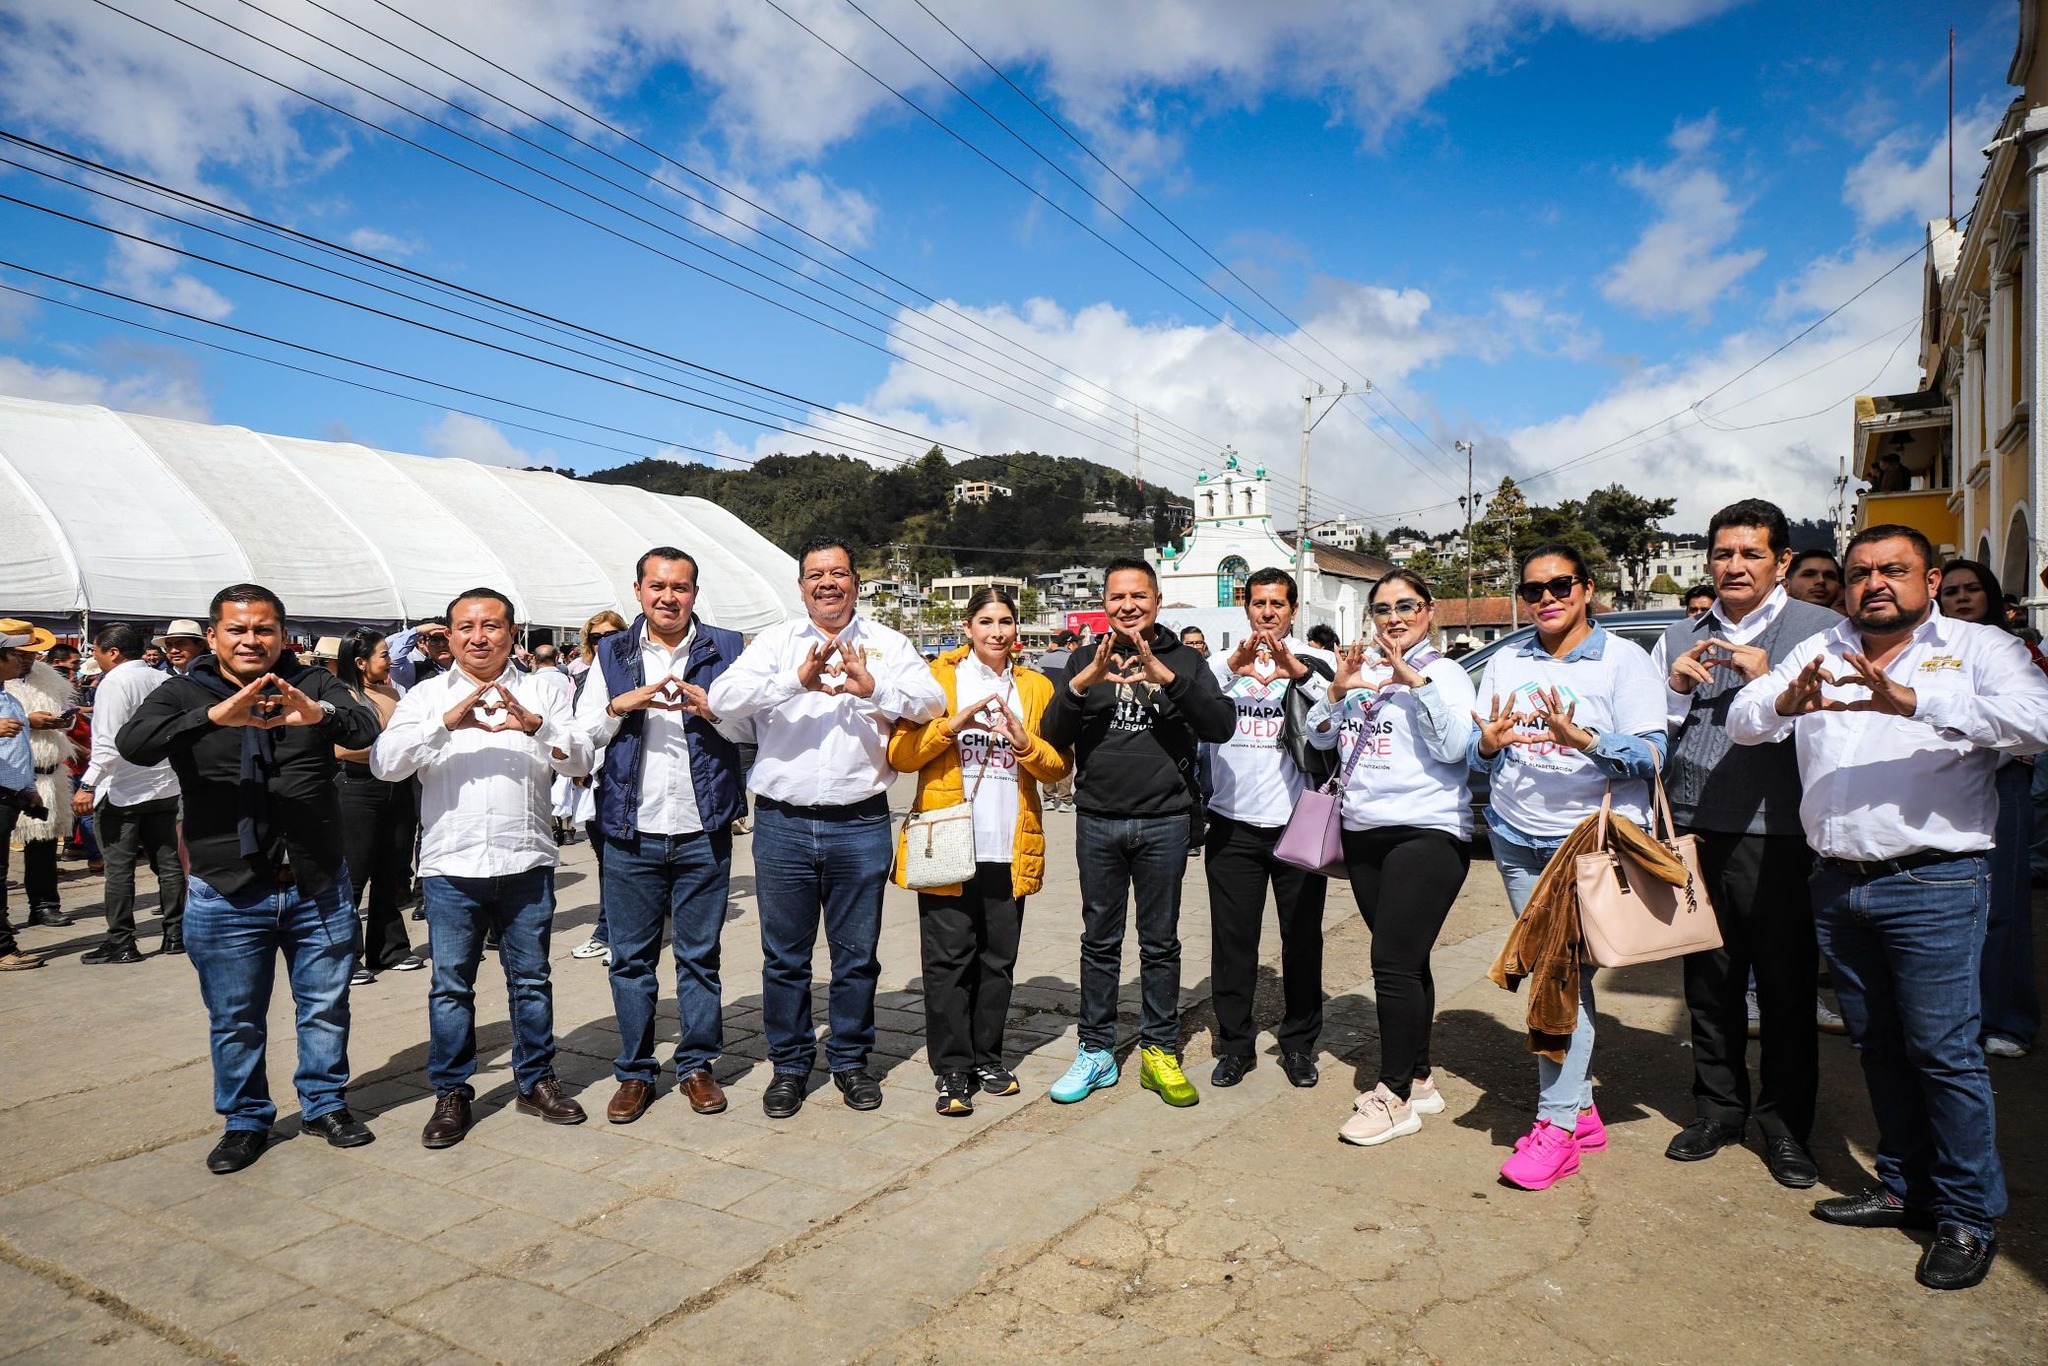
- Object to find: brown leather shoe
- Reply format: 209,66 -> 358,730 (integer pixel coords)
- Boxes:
607,1079 -> 655,1124
516,1076 -> 588,1125
421,1091 -> 471,1149
678,1068 -> 728,1115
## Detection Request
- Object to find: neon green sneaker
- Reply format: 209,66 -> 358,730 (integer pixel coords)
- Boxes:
1139,1046 -> 1199,1107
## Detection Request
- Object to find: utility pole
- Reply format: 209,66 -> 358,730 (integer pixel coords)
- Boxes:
1294,381 -> 1351,571
1455,440 -> 1477,628
1504,502 -> 1522,632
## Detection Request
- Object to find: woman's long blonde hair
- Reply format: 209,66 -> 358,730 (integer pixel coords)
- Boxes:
580,610 -> 629,662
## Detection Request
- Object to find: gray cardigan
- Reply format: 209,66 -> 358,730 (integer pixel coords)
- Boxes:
1660,597 -> 1841,837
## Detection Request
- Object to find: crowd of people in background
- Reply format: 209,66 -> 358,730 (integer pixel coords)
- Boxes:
1,502 -> 2040,1295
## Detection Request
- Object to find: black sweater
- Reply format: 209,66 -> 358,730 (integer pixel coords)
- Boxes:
1040,625 -> 1236,818
117,658 -> 381,896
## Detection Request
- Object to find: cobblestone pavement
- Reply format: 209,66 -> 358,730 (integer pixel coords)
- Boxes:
1,801 -> 2042,1364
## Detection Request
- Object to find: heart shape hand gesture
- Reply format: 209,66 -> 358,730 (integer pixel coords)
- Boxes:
798,635 -> 876,699
1773,652 -> 1915,718
206,673 -> 327,730
444,680 -> 543,736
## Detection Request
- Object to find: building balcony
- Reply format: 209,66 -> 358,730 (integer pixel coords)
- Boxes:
1854,488 -> 1961,552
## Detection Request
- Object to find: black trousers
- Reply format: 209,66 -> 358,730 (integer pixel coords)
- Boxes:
0,809 -> 17,953
337,767 -> 418,970
1341,824 -> 1469,1100
0,829 -> 59,920
1206,813 -> 1327,1058
918,863 -> 1023,1075
99,795 -> 185,951
1682,830 -> 1818,1144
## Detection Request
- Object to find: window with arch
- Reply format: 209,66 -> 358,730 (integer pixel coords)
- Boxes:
1217,555 -> 1250,607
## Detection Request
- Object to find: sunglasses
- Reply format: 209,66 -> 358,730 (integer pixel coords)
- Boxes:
1369,599 -> 1428,619
1515,574 -> 1584,605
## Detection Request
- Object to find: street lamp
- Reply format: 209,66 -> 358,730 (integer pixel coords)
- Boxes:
1455,440 -> 1477,634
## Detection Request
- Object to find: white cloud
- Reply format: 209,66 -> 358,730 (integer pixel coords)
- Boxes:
421,410 -> 551,468
0,345 -> 211,420
346,227 -> 424,258
1842,97 -> 2004,232
1601,115 -> 1765,320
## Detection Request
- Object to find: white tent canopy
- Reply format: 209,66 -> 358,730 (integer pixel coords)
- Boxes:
0,395 -> 802,633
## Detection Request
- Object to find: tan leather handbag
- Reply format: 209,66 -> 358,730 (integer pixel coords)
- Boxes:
1574,769 -> 1721,969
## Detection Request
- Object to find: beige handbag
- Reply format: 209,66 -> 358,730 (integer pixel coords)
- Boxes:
1574,769 -> 1721,969
900,751 -> 995,890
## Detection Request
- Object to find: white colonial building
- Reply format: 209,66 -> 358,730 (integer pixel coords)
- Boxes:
1147,449 -> 1392,647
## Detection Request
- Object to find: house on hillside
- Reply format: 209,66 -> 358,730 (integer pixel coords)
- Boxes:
952,480 -> 1012,505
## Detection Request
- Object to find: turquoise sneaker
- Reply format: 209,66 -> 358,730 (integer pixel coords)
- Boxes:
1049,1047 -> 1119,1103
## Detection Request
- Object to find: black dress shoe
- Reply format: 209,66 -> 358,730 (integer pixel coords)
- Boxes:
1210,1054 -> 1254,1087
1281,1052 -> 1320,1088
1917,1222 -> 1998,1290
206,1130 -> 269,1174
762,1073 -> 807,1119
1811,1188 -> 1937,1229
302,1108 -> 375,1148
1764,1136 -> 1819,1189
27,907 -> 72,928
81,942 -> 144,965
832,1067 -> 883,1111
1664,1118 -> 1744,1161
160,934 -> 185,956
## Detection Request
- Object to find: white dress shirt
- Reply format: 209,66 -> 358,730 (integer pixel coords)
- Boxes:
81,658 -> 181,808
706,614 -> 946,806
576,623 -> 751,836
1728,610 -> 2048,860
1650,585 -> 1789,727
370,665 -> 592,878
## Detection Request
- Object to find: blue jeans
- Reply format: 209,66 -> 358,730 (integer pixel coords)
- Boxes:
423,869 -> 559,1097
184,873 -> 355,1132
1493,833 -> 1597,1130
601,829 -> 733,1082
1985,763 -> 2040,1047
751,798 -> 894,1075
1076,814 -> 1191,1054
1813,856 -> 2004,1236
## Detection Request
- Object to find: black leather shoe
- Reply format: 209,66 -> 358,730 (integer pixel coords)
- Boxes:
1811,1188 -> 1937,1229
1210,1054 -> 1254,1087
1917,1222 -> 1998,1290
27,907 -> 72,928
81,942 -> 144,965
303,1109 -> 375,1149
832,1067 -> 883,1111
1281,1052 -> 1320,1088
1764,1136 -> 1819,1189
206,1130 -> 269,1174
762,1073 -> 807,1119
1665,1118 -> 1744,1161
160,933 -> 185,955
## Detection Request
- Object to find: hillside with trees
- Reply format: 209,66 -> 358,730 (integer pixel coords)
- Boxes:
585,447 -> 1188,579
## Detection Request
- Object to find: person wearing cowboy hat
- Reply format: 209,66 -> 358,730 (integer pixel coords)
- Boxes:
153,620 -> 207,676
0,619 -> 77,952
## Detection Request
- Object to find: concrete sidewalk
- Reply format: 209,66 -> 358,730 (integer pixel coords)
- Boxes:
1,809 -> 2042,1364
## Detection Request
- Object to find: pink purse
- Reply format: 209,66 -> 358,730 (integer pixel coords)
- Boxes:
1574,771 -> 1721,969
1274,705 -> 1375,879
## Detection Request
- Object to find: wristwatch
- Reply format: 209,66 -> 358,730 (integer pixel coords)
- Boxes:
317,700 -> 337,719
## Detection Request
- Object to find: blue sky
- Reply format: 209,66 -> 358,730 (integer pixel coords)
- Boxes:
0,0 -> 2017,533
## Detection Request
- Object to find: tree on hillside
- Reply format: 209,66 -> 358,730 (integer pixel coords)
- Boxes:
1583,483 -> 1676,607
1788,517 -> 1837,552
1363,529 -> 1390,557
1471,477 -> 1531,591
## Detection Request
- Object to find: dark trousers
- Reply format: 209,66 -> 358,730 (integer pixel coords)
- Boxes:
0,809 -> 17,953
2,832 -> 59,919
1076,813 -> 1190,1054
336,769 -> 417,970
1341,824 -> 1469,1100
919,863 -> 1024,1075
601,828 -> 733,1082
585,819 -> 609,945
1983,762 -> 2040,1046
1682,830 -> 1818,1143
751,797 -> 894,1075
99,795 -> 186,951
1206,814 -> 1327,1059
1812,855 -> 2003,1236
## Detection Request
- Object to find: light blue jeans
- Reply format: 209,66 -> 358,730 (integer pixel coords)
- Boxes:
1492,833 -> 1597,1131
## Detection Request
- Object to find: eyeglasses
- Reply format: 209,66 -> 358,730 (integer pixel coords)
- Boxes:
1369,599 -> 1428,619
1515,574 -> 1583,605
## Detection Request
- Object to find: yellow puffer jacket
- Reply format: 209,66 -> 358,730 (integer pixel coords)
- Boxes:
887,647 -> 1071,897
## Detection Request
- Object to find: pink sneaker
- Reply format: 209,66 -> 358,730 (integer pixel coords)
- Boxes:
1500,1120 -> 1580,1191
1515,1104 -> 1606,1153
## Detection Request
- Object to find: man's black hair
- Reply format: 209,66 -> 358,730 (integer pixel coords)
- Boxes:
795,537 -> 857,575
209,583 -> 287,623
1244,565 -> 1299,606
446,586 -> 517,623
636,546 -> 700,584
1102,557 -> 1158,589
1845,523 -> 1935,571
93,624 -> 146,659
1706,498 -> 1792,557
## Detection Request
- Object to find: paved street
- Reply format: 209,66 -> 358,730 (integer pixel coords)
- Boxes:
2,799 -> 2043,1364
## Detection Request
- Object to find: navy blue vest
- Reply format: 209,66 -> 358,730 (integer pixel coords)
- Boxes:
594,616 -> 746,840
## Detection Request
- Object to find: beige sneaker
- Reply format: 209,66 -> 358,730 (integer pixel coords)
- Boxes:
1339,1083 -> 1421,1147
1408,1075 -> 1445,1115
0,951 -> 44,971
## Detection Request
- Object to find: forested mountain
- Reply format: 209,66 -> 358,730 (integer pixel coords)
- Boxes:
585,447 -> 1190,578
